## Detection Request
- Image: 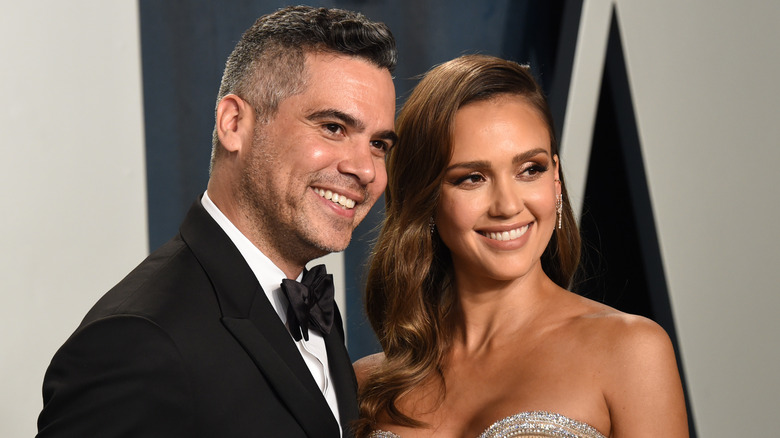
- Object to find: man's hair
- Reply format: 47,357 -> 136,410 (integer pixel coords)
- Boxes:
210,6 -> 397,169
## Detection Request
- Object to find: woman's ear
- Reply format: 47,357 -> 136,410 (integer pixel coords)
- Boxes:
215,94 -> 255,154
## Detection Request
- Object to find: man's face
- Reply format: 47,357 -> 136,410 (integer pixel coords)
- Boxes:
238,52 -> 396,266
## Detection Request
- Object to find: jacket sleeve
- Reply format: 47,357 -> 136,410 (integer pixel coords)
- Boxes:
37,315 -> 194,438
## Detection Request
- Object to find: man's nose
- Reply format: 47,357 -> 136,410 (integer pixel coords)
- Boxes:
337,140 -> 377,185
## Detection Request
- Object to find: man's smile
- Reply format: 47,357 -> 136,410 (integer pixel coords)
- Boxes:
314,187 -> 357,209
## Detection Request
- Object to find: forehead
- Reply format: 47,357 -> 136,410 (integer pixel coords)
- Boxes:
297,51 -> 396,114
450,96 -> 550,160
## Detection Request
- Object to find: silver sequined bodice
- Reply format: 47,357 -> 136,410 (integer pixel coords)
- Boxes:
368,411 -> 606,438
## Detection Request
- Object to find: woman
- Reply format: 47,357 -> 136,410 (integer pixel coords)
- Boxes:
353,55 -> 688,437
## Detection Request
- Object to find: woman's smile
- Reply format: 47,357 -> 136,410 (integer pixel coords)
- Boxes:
478,223 -> 531,242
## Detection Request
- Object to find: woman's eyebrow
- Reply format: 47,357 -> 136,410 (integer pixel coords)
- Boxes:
512,148 -> 550,164
445,160 -> 491,172
446,148 -> 550,172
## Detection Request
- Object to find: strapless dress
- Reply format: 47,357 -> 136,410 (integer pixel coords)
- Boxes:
368,411 -> 606,438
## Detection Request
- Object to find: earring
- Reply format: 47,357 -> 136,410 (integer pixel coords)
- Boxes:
428,217 -> 436,235
555,194 -> 563,230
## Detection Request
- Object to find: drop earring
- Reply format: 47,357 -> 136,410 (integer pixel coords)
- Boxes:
428,217 -> 436,235
555,194 -> 563,230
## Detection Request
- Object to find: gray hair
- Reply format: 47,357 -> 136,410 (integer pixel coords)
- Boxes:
210,6 -> 397,170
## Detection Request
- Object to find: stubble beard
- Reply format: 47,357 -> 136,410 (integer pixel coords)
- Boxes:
237,128 -> 357,267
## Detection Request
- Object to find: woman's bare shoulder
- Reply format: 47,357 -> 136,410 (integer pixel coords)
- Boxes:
558,291 -> 674,361
353,352 -> 386,387
565,298 -> 680,387
562,296 -> 687,435
576,298 -> 669,346
599,311 -> 676,371
572,304 -> 687,435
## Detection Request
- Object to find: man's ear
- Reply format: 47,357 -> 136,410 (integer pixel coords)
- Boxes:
215,94 -> 255,154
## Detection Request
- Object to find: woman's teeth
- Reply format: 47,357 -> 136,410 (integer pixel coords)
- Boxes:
483,225 -> 530,241
315,188 -> 356,209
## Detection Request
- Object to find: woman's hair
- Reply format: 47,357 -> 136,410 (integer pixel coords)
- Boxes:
355,54 -> 581,435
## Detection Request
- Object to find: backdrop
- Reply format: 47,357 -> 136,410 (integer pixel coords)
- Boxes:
2,1 -> 779,436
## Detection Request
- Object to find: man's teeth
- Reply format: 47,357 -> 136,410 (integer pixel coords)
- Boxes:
483,225 -> 529,241
314,188 -> 356,209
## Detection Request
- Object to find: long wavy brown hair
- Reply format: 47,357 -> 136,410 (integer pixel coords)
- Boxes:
354,54 -> 581,436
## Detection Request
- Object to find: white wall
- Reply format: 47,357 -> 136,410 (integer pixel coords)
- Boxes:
563,1 -> 780,435
0,1 -> 148,436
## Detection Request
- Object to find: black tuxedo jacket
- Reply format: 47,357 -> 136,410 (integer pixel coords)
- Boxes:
37,199 -> 359,437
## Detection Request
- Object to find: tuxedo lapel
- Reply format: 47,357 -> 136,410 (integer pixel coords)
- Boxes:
222,316 -> 338,437
324,306 -> 359,436
180,199 -> 339,437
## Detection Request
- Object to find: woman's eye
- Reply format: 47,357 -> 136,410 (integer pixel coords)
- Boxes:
520,164 -> 548,178
454,174 -> 484,185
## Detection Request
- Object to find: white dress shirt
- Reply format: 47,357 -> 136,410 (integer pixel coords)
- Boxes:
201,192 -> 341,433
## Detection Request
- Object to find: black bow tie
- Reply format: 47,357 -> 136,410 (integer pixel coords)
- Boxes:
280,264 -> 334,341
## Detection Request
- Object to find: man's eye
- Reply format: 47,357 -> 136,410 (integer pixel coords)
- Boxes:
324,123 -> 343,134
371,140 -> 389,153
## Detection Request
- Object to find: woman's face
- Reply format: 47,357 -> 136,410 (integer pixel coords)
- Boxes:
435,95 -> 559,284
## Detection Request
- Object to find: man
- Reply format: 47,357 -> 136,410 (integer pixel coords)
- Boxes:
37,6 -> 397,437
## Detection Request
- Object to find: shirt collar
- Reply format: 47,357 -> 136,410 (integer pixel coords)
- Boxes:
201,191 -> 300,322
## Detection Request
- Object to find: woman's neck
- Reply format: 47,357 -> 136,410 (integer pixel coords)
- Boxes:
449,265 -> 555,354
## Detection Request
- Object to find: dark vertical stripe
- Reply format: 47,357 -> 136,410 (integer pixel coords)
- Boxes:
498,0 -> 583,146
344,203 -> 384,357
577,8 -> 697,436
140,1 -> 215,250
139,0 -> 273,251
547,0 -> 584,144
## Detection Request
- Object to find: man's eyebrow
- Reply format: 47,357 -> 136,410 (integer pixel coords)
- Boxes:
376,130 -> 398,145
307,109 -> 365,131
307,109 -> 397,145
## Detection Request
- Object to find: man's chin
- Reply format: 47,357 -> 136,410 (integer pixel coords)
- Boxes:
296,213 -> 358,257
311,236 -> 351,255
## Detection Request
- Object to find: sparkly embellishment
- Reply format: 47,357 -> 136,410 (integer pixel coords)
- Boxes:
368,411 -> 605,438
368,431 -> 403,438
477,411 -> 606,438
